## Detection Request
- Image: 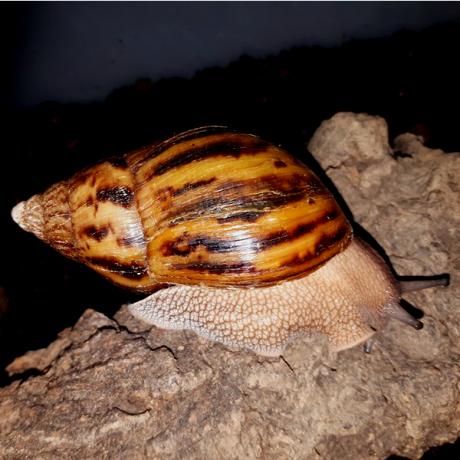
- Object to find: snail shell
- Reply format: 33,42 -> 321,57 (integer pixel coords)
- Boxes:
12,126 -> 351,290
12,126 -> 447,356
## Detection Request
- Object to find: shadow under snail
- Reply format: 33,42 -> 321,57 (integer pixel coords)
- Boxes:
11,126 -> 448,356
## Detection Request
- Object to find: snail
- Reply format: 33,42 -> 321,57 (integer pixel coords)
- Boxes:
11,126 -> 448,356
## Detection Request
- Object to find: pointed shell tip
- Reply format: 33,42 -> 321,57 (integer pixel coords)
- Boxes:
11,201 -> 25,227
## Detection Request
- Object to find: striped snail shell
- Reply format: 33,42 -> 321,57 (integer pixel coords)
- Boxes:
12,126 -> 448,356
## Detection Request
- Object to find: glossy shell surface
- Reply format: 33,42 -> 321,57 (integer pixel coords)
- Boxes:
17,127 -> 352,290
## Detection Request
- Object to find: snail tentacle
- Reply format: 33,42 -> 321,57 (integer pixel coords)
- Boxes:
399,276 -> 450,293
382,302 -> 423,330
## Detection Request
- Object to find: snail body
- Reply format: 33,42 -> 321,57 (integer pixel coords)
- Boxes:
12,127 -> 447,355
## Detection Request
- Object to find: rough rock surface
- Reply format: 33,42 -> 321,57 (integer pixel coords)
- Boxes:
1,112 -> 458,459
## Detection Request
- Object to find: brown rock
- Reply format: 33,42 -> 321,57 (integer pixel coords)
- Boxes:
1,113 -> 458,459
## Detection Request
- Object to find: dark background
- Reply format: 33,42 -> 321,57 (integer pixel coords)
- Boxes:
1,3 -> 459,457
7,2 -> 460,109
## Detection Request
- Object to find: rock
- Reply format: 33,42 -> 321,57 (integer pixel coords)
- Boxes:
1,113 -> 458,459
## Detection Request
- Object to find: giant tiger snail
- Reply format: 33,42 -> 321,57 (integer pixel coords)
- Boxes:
11,126 -> 449,357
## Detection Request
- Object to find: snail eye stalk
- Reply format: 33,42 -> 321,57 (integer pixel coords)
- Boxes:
383,302 -> 423,330
399,275 -> 449,293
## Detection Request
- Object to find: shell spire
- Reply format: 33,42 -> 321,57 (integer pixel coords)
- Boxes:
12,196 -> 46,241
11,181 -> 75,259
12,159 -> 158,292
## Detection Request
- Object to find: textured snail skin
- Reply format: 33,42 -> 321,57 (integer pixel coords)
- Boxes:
12,127 -> 440,355
128,238 -> 402,355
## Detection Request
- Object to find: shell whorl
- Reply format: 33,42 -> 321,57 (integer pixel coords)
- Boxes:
13,159 -> 156,292
12,127 -> 352,291
12,182 -> 75,258
12,195 -> 45,240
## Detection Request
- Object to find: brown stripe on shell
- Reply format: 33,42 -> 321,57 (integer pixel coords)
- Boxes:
150,137 -> 270,178
161,209 -> 341,257
215,174 -> 323,195
84,196 -> 94,207
96,186 -> 134,208
160,234 -> 241,257
131,126 -> 232,172
172,261 -> 256,275
282,228 -> 350,268
164,174 -> 326,227
256,209 -> 341,251
87,256 -> 148,279
217,211 -> 265,224
166,192 -> 305,227
171,177 -> 217,197
169,226 -> 350,283
81,224 -> 110,242
201,227 -> 350,285
156,178 -> 217,203
314,226 -> 349,257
